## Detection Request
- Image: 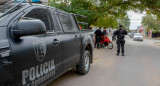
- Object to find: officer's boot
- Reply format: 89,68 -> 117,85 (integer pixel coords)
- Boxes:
122,53 -> 124,56
117,53 -> 119,56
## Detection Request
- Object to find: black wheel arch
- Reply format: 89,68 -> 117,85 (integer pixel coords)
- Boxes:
85,44 -> 93,63
77,43 -> 93,65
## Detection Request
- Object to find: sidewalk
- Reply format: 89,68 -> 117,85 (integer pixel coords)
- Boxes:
144,37 -> 160,46
145,37 -> 160,40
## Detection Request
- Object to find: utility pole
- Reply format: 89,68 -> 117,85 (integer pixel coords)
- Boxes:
97,0 -> 99,7
118,19 -> 120,29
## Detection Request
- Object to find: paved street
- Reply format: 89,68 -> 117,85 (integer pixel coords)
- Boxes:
48,36 -> 160,86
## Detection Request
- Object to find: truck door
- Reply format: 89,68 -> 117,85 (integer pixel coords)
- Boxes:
9,7 -> 63,86
57,11 -> 80,70
70,15 -> 81,61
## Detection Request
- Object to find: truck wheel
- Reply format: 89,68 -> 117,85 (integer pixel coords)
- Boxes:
76,50 -> 91,75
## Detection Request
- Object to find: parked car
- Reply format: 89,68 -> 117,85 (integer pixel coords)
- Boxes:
0,1 -> 94,86
133,33 -> 143,41
130,32 -> 135,38
128,32 -> 131,36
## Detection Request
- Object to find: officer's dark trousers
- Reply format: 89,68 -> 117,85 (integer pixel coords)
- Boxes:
95,36 -> 101,46
117,39 -> 125,53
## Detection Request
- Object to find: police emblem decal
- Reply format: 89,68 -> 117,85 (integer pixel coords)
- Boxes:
33,40 -> 46,62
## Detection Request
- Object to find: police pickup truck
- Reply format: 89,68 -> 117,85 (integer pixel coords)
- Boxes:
0,1 -> 94,86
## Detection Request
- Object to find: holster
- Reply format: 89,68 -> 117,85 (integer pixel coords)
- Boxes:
116,39 -> 125,44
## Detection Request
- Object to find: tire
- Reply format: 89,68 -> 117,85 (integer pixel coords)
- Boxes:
97,43 -> 102,48
76,50 -> 91,75
108,42 -> 113,49
102,44 -> 106,48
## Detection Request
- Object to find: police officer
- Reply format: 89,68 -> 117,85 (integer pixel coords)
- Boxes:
103,27 -> 108,36
94,27 -> 103,48
114,25 -> 127,56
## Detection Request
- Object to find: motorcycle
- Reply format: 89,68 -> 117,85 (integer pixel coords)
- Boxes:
97,35 -> 113,49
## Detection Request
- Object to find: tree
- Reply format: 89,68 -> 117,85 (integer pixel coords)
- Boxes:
119,16 -> 130,30
142,15 -> 160,31
49,0 -> 160,28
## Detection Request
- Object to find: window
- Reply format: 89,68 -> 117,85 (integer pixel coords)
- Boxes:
25,8 -> 53,31
58,12 -> 74,32
70,15 -> 79,32
0,4 -> 25,22
52,11 -> 62,32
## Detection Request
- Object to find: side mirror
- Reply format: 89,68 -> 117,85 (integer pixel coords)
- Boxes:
12,19 -> 46,38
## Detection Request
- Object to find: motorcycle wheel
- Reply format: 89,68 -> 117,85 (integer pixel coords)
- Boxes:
108,42 -> 113,49
97,43 -> 102,48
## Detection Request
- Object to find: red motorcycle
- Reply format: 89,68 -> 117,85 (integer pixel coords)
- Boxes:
97,35 -> 113,49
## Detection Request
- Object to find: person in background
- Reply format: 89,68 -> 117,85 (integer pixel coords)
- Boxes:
89,26 -> 92,29
112,31 -> 116,42
103,27 -> 108,36
114,25 -> 127,56
94,27 -> 103,48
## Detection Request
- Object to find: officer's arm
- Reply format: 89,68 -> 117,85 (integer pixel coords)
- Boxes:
124,30 -> 128,35
101,31 -> 103,36
114,30 -> 118,36
94,30 -> 97,34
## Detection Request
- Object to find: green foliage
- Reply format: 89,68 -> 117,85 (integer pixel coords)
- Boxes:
152,31 -> 160,33
119,16 -> 130,30
142,15 -> 160,31
50,0 -> 160,29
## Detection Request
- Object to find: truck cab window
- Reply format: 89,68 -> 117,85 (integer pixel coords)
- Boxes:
24,8 -> 53,31
52,11 -> 62,32
70,15 -> 79,32
58,13 -> 74,32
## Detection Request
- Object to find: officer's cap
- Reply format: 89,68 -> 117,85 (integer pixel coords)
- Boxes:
119,25 -> 123,27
